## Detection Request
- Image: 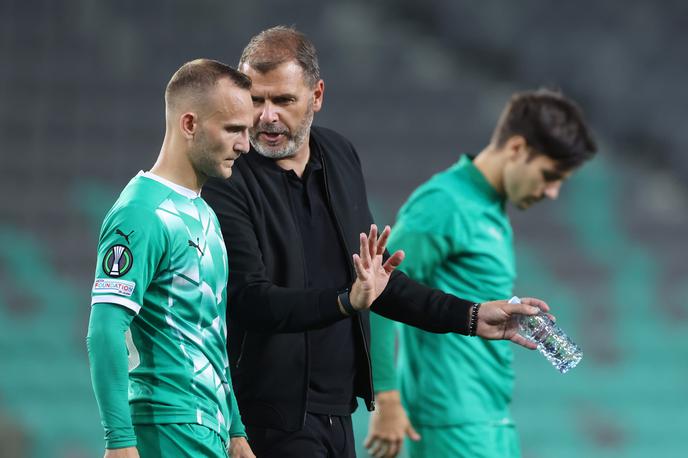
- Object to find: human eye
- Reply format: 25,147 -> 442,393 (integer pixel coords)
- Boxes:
542,170 -> 563,182
273,96 -> 296,105
225,125 -> 246,133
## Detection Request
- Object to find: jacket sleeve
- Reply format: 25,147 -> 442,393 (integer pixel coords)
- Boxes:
371,271 -> 472,334
202,176 -> 346,334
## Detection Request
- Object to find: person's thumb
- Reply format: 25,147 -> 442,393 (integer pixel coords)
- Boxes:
406,424 -> 421,441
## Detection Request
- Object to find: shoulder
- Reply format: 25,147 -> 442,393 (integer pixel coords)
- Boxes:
311,125 -> 364,178
398,165 -> 483,230
116,175 -> 173,211
426,164 -> 486,209
311,125 -> 355,148
405,167 -> 463,209
101,177 -> 171,234
312,126 -> 359,160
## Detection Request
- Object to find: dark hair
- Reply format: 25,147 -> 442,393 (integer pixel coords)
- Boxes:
492,89 -> 597,170
165,58 -> 251,108
239,26 -> 320,87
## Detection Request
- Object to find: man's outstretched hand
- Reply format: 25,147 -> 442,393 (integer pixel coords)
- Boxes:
347,225 -> 405,312
476,297 -> 550,349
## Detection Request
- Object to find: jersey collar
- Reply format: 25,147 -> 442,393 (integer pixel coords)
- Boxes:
139,171 -> 200,199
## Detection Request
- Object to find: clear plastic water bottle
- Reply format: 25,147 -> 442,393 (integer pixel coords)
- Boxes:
509,296 -> 582,373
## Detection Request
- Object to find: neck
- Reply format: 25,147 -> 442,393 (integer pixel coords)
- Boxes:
274,136 -> 311,178
473,144 -> 506,195
150,133 -> 204,193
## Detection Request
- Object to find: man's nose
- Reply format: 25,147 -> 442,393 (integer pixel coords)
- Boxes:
238,129 -> 250,154
258,102 -> 279,124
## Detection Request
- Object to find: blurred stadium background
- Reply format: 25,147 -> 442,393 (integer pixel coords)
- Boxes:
1,0 -> 687,457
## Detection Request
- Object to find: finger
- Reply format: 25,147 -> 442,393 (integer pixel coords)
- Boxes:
502,301 -> 541,316
375,442 -> 389,458
519,297 -> 550,313
511,333 -> 538,350
367,439 -> 384,457
376,225 -> 391,256
353,254 -> 369,281
363,433 -> 375,449
368,224 -> 378,259
407,424 -> 421,441
386,438 -> 401,457
382,250 -> 405,274
359,232 -> 371,268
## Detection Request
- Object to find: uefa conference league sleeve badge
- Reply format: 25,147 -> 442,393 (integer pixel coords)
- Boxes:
103,244 -> 133,277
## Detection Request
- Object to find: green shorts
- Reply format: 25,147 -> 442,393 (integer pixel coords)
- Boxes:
406,423 -> 520,458
134,423 -> 227,458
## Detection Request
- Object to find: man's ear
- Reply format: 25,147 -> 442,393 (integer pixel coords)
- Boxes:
505,135 -> 527,161
179,112 -> 198,139
312,79 -> 325,113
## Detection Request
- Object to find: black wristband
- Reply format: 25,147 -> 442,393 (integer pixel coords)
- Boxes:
468,302 -> 481,336
338,290 -> 357,316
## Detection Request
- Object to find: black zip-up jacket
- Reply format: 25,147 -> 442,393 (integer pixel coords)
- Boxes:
203,126 -> 473,432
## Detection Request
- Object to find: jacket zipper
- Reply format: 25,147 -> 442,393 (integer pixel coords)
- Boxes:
321,152 -> 376,412
282,172 -> 313,427
357,315 -> 376,411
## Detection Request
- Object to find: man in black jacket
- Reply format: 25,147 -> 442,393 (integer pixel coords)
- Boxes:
203,26 -> 548,458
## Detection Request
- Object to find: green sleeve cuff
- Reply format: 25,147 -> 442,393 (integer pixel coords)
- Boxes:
228,418 -> 247,438
105,435 -> 138,449
227,368 -> 246,438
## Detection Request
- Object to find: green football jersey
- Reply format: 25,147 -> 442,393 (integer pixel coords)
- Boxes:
390,155 -> 517,426
91,171 -> 239,441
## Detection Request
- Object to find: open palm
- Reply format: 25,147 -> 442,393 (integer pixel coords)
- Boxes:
349,225 -> 405,311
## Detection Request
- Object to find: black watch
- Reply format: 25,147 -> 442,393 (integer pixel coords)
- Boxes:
337,289 -> 357,316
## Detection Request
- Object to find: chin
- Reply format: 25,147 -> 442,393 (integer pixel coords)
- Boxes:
208,166 -> 233,180
221,167 -> 234,179
254,141 -> 297,160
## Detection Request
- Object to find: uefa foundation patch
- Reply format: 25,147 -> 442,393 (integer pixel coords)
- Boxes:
103,244 -> 133,277
93,278 -> 136,297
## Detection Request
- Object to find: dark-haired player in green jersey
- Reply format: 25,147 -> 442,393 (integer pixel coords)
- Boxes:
366,89 -> 597,458
87,59 -> 256,458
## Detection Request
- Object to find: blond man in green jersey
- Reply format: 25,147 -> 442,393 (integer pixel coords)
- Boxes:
366,89 -> 597,458
87,59 -> 256,458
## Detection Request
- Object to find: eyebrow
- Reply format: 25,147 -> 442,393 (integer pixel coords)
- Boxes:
542,169 -> 565,180
251,93 -> 298,102
224,123 -> 249,131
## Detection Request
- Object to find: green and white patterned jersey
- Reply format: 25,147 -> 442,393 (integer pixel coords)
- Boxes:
91,171 -> 240,441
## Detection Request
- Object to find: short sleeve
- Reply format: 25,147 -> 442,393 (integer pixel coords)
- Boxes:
91,205 -> 167,314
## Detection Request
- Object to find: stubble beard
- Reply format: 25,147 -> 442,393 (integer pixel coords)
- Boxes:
191,129 -> 230,180
250,107 -> 314,160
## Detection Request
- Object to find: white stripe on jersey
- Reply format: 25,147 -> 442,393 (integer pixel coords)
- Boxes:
91,295 -> 142,314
